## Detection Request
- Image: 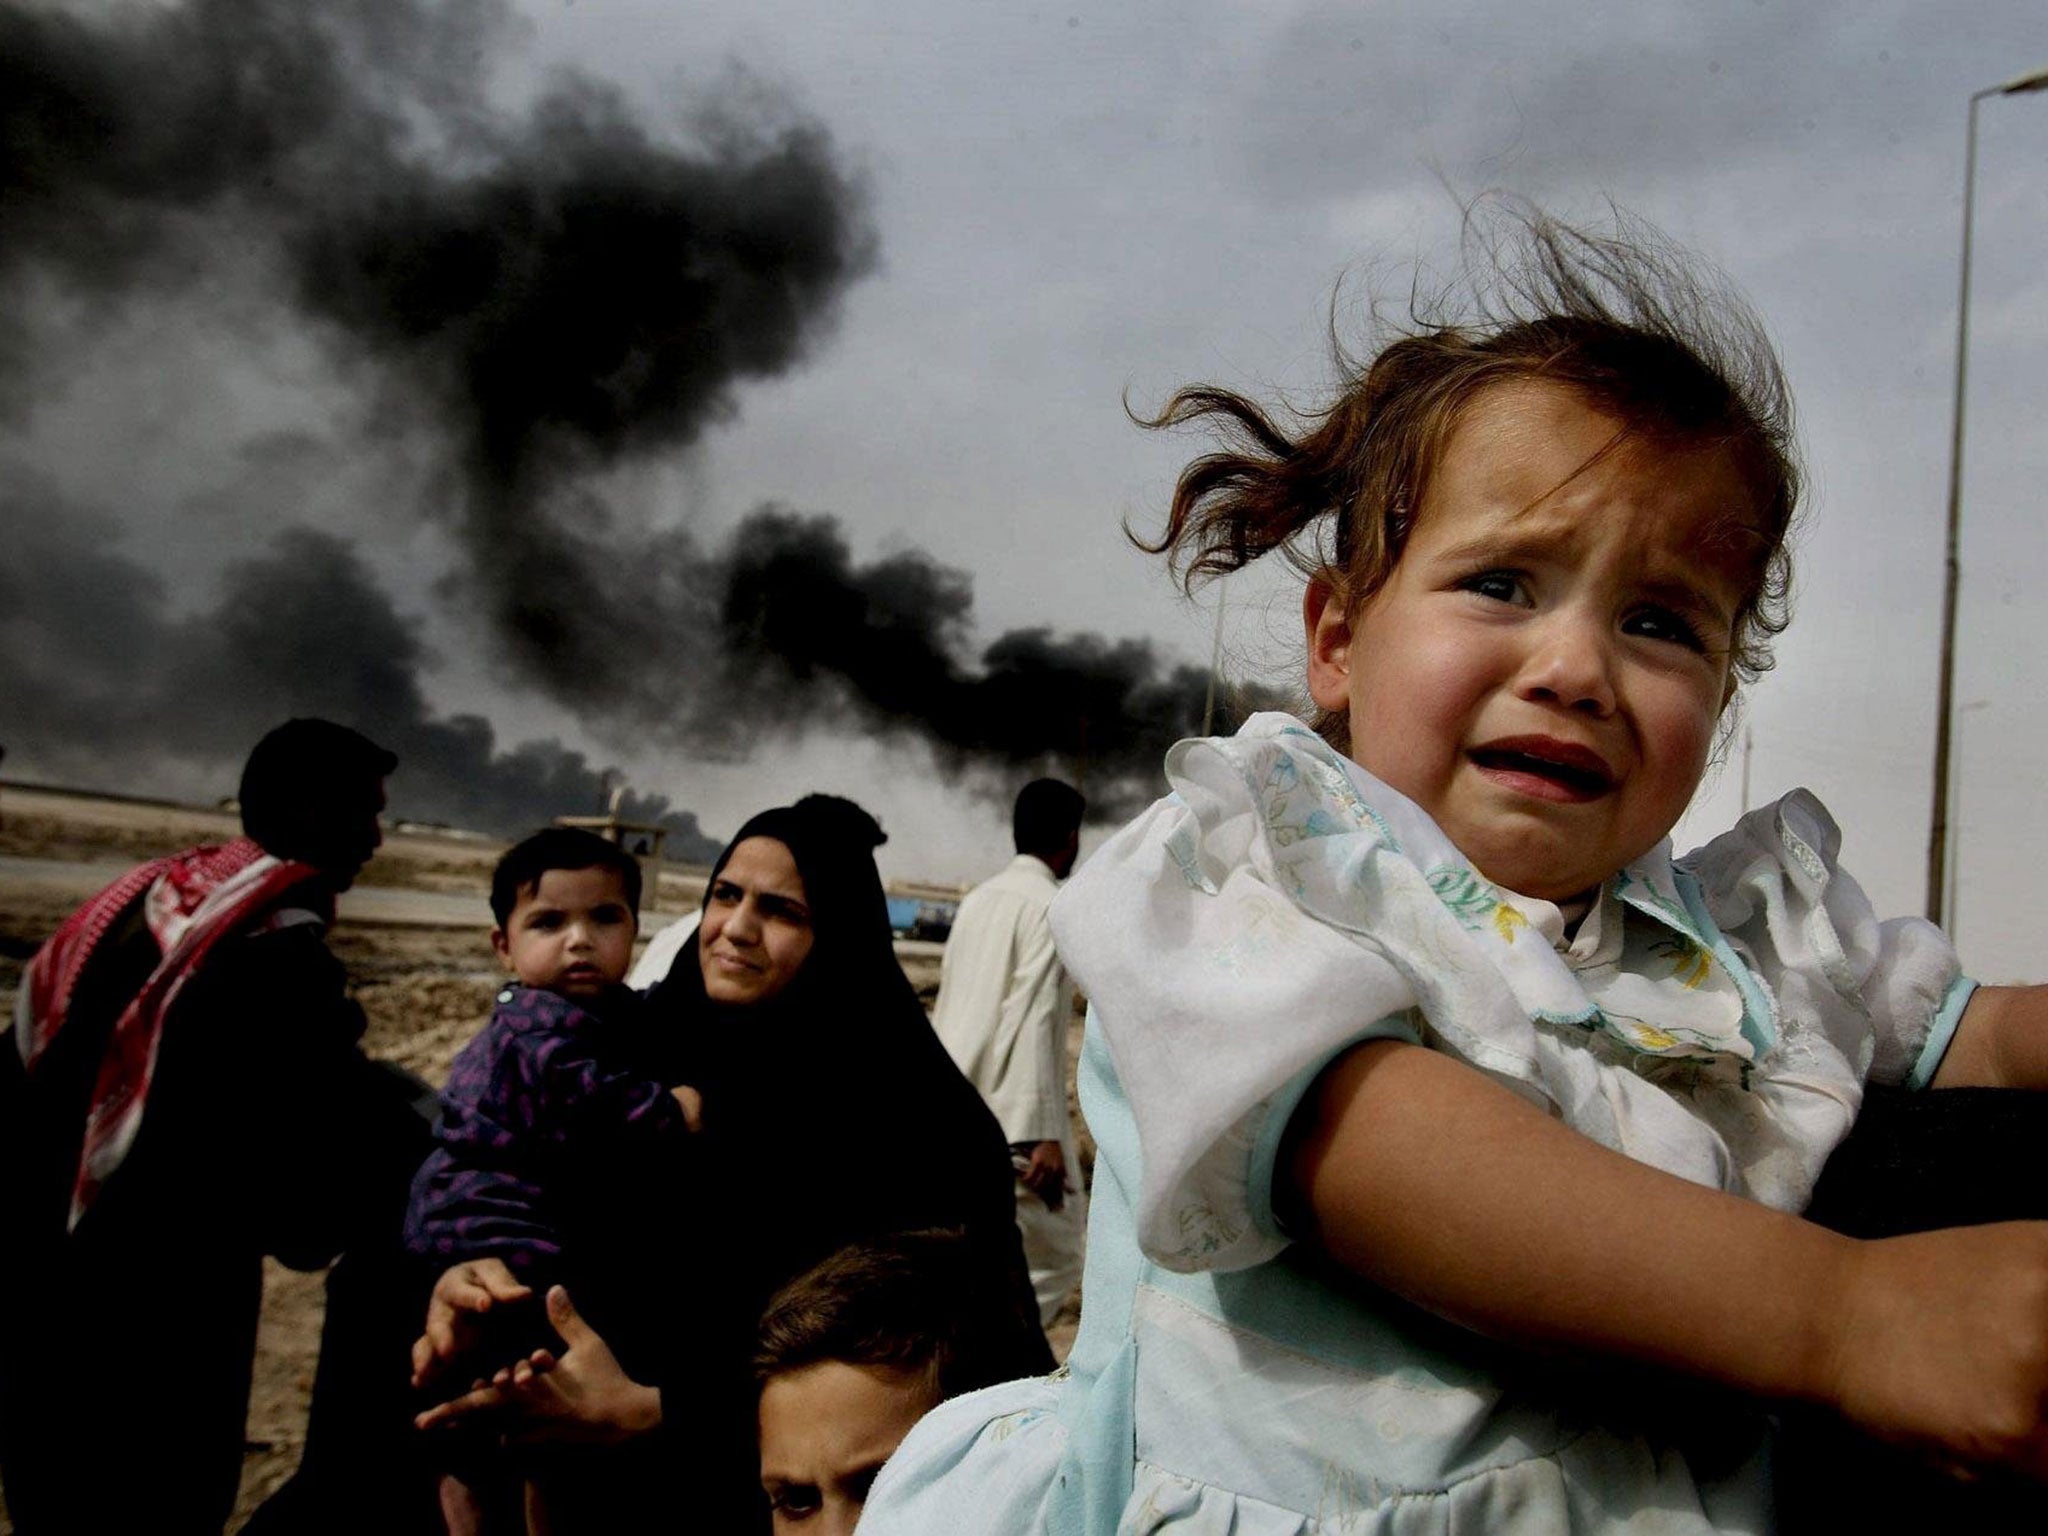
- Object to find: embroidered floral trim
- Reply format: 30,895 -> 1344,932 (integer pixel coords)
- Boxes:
1650,932 -> 1713,990
1218,715 -> 1768,1067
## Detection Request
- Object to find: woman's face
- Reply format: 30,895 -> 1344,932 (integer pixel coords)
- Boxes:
700,836 -> 816,1005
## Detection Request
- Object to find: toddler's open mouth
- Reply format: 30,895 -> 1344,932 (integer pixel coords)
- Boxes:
1469,739 -> 1615,798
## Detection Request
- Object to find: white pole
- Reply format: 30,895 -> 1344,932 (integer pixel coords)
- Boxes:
1200,581 -> 1228,737
1926,65 -> 2048,925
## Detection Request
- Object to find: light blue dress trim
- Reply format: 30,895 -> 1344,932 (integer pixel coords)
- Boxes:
1046,1333 -> 1137,1536
1047,1019 -> 1144,1535
1906,974 -> 1978,1091
1671,866 -> 1780,1060
1246,1011 -> 1423,1244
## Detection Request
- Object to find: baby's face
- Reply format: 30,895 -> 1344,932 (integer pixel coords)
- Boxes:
758,1361 -> 936,1535
492,865 -> 637,998
1308,379 -> 1755,902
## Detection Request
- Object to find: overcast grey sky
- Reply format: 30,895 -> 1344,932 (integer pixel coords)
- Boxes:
7,0 -> 2048,977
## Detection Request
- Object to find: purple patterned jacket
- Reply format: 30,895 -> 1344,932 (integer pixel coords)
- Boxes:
404,984 -> 688,1274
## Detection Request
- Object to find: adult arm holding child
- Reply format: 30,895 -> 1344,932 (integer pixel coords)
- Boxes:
1930,984 -> 2048,1091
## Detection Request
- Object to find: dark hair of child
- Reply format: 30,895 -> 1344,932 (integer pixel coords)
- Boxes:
489,826 -> 644,928
754,1230 -> 1045,1405
1133,200 -> 1803,752
1012,779 -> 1086,861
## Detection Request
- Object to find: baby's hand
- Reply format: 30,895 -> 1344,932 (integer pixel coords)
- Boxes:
1827,1222 -> 2048,1480
410,1256 -> 533,1389
669,1083 -> 704,1133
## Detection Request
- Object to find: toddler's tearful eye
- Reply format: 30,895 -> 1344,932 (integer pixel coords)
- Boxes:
1623,606 -> 1705,651
1461,570 -> 1529,605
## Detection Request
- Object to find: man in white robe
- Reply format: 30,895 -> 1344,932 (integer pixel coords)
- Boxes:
930,779 -> 1086,1328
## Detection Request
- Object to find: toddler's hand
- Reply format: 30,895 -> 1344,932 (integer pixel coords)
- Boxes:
669,1083 -> 704,1133
1827,1222 -> 2048,1480
410,1256 -> 532,1389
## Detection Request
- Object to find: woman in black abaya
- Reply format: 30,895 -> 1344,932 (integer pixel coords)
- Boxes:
413,795 -> 1046,1531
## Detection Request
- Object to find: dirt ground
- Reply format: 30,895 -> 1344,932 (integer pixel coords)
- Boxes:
0,784 -> 1081,1532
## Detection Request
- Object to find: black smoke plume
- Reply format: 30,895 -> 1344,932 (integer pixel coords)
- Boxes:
0,477 -> 724,859
2,477 -> 1265,829
2,0 -> 875,697
705,509 -> 1263,817
3,0 -> 1252,823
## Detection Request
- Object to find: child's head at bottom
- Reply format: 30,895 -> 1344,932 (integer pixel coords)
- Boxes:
1150,205 -> 1803,903
488,827 -> 642,999
754,1230 -> 1046,1535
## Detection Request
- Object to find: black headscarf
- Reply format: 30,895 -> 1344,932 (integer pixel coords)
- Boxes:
656,796 -> 958,1107
706,795 -> 918,1044
646,793 -> 1048,1395
633,797 -> 1048,1531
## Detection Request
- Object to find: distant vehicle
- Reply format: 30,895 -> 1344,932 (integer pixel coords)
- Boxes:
886,896 -> 957,943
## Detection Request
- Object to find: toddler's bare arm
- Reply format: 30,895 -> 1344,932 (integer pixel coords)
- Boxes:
1283,1038 -> 2048,1481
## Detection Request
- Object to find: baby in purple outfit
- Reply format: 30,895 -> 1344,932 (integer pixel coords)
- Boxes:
407,827 -> 698,1278
405,827 -> 695,1531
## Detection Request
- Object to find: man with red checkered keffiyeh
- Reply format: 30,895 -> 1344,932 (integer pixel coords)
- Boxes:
0,719 -> 420,1536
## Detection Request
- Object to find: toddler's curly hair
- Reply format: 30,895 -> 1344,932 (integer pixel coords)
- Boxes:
1137,199 -> 1801,750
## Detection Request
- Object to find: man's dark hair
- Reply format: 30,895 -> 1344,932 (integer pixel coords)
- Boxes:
489,826 -> 643,928
238,718 -> 396,869
1012,779 -> 1085,860
754,1230 -> 1044,1404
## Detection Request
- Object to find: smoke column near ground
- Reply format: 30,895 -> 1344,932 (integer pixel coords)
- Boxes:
2,0 -> 1251,827
1,477 -> 1263,830
0,478 -> 724,856
704,508 -> 1248,817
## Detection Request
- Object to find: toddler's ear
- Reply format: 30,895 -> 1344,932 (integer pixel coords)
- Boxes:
1304,578 -> 1356,712
489,926 -> 513,969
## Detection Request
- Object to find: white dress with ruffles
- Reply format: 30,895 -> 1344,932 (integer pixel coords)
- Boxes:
862,715 -> 1973,1535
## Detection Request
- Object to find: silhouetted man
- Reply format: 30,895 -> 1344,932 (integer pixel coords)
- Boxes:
0,719 -> 409,1535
